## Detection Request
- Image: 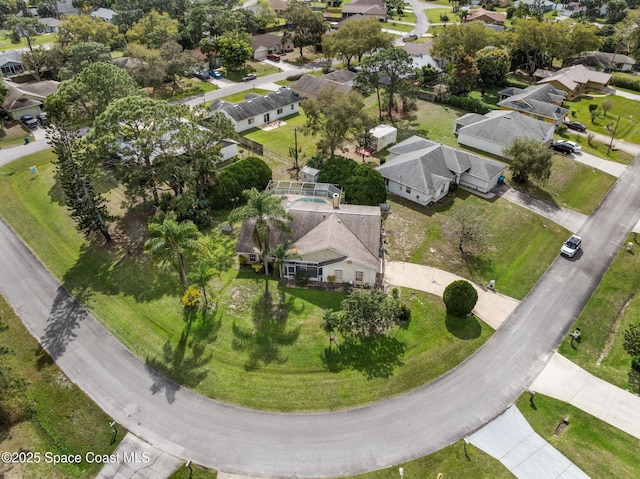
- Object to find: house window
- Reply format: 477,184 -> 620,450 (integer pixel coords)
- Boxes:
291,104 -> 295,110
406,186 -> 411,193
355,271 -> 364,283
249,254 -> 257,262
263,113 -> 270,122
277,108 -> 283,114
248,118 -> 255,125
334,269 -> 343,281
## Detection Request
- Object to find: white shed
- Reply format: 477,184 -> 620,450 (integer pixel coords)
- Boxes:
369,124 -> 397,151
300,166 -> 320,183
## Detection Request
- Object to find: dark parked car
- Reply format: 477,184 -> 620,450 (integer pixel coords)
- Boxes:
550,140 -> 573,155
191,67 -> 210,80
36,112 -> 47,126
20,115 -> 38,130
241,73 -> 257,82
564,121 -> 586,132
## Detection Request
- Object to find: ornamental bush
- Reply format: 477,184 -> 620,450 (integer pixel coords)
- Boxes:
443,280 -> 478,317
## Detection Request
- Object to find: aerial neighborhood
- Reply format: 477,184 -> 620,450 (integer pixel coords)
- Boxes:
1,0 -> 640,478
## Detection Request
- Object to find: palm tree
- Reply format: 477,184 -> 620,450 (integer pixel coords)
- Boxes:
188,260 -> 220,309
144,216 -> 203,289
229,188 -> 292,276
270,240 -> 302,282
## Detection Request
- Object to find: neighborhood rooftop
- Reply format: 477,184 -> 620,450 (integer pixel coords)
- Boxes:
209,89 -> 299,122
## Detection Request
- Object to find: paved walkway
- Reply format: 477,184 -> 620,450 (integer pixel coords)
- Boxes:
611,88 -> 640,102
572,150 -> 627,177
96,433 -> 183,479
469,406 -> 590,479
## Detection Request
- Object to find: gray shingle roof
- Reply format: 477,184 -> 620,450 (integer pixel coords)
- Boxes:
209,89 -> 299,122
322,69 -> 357,84
235,199 -> 381,270
497,85 -> 569,121
379,136 -> 505,193
291,74 -> 351,98
456,111 -> 554,146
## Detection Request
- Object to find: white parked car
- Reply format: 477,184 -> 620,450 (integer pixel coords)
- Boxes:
560,235 -> 582,257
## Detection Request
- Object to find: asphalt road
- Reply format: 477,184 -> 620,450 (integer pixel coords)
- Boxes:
0,139 -> 638,477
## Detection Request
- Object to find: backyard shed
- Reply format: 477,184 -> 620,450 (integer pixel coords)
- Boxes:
370,124 -> 397,151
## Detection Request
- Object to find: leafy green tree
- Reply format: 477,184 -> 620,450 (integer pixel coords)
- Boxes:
417,65 -> 440,87
19,46 -> 65,81
301,87 -> 368,155
443,280 -> 478,317
510,18 -> 562,74
5,16 -> 44,51
503,137 -> 554,184
606,0 -> 628,24
322,17 -> 393,68
623,323 -> 640,370
57,14 -> 123,49
580,0 -> 605,20
256,0 -> 277,29
0,80 -> 7,106
159,40 -> 199,90
124,43 -> 168,91
270,240 -> 302,281
317,155 -> 357,189
432,21 -> 501,60
356,48 -> 416,121
442,204 -> 491,257
339,290 -> 406,338
55,62 -> 141,122
218,31 -> 253,70
59,41 -> 113,79
321,308 -> 341,346
475,46 -> 509,91
555,22 -> 602,67
284,0 -> 327,58
446,51 -> 478,95
112,0 -> 197,31
90,96 -> 187,204
145,216 -> 204,289
210,157 -> 273,210
126,10 -> 180,49
199,37 -> 220,69
229,188 -> 292,276
344,164 -> 387,206
45,95 -> 112,242
188,260 -> 220,310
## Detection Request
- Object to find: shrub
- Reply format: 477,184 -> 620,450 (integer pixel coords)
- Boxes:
443,280 -> 478,317
286,73 -> 303,82
611,76 -> 640,92
446,95 -> 494,114
182,286 -> 200,308
588,103 -> 598,112
556,124 -> 568,134
294,269 -> 309,286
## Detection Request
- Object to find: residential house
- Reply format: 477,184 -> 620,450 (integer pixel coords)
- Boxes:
209,89 -> 300,132
91,7 -> 117,22
251,33 -> 293,60
454,110 -> 555,158
38,17 -> 62,33
572,51 -> 637,73
535,64 -> 611,99
515,0 -> 555,12
56,0 -> 79,15
235,183 -> 382,286
0,51 -> 24,78
498,83 -> 568,125
377,136 -> 506,205
402,41 -> 441,71
290,74 -> 351,100
342,0 -> 387,21
268,0 -> 288,16
322,69 -> 357,85
463,8 -> 506,26
1,80 -> 58,120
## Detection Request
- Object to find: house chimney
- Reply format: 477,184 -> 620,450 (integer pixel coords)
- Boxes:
332,193 -> 340,209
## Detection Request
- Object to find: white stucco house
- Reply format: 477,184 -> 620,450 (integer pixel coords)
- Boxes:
208,90 -> 300,133
454,110 -> 555,158
377,136 -> 506,205
235,183 -> 381,286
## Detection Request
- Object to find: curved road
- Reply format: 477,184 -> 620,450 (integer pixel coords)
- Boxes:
1,153 -> 638,476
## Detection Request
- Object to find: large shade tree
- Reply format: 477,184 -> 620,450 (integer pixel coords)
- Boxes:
322,17 -> 393,68
284,0 -> 327,57
229,188 -> 292,276
503,137 -> 554,184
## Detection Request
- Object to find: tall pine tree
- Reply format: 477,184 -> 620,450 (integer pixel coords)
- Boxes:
45,95 -> 113,242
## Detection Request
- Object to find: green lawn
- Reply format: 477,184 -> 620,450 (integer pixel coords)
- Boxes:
220,88 -> 272,103
221,61 -> 281,82
517,393 -> 640,478
564,95 -> 640,144
0,123 -> 35,149
387,11 -> 417,23
154,78 -> 219,101
425,7 -> 454,23
384,22 -> 415,33
0,31 -> 54,51
0,151 -> 495,412
0,294 -> 122,479
555,131 -> 634,165
558,232 -> 640,394
383,192 -> 570,300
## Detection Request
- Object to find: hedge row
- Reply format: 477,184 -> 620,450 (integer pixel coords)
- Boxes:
611,76 -> 640,93
446,95 -> 497,114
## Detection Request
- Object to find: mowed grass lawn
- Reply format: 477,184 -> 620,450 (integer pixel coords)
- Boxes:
564,95 -> 640,144
558,232 -> 640,394
0,294 -> 122,479
0,152 -> 495,412
384,191 -> 569,300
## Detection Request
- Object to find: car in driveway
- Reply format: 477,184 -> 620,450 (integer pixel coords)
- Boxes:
266,53 -> 280,62
209,70 -> 223,78
241,73 -> 257,82
191,67 -> 210,80
20,115 -> 38,130
564,121 -> 587,132
560,235 -> 582,257
556,140 -> 581,153
550,140 -> 573,155
36,112 -> 47,126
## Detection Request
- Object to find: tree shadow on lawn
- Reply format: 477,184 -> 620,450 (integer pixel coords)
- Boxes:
231,282 -> 301,371
321,335 -> 405,379
445,314 -> 482,340
628,367 -> 640,395
145,308 -> 218,403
